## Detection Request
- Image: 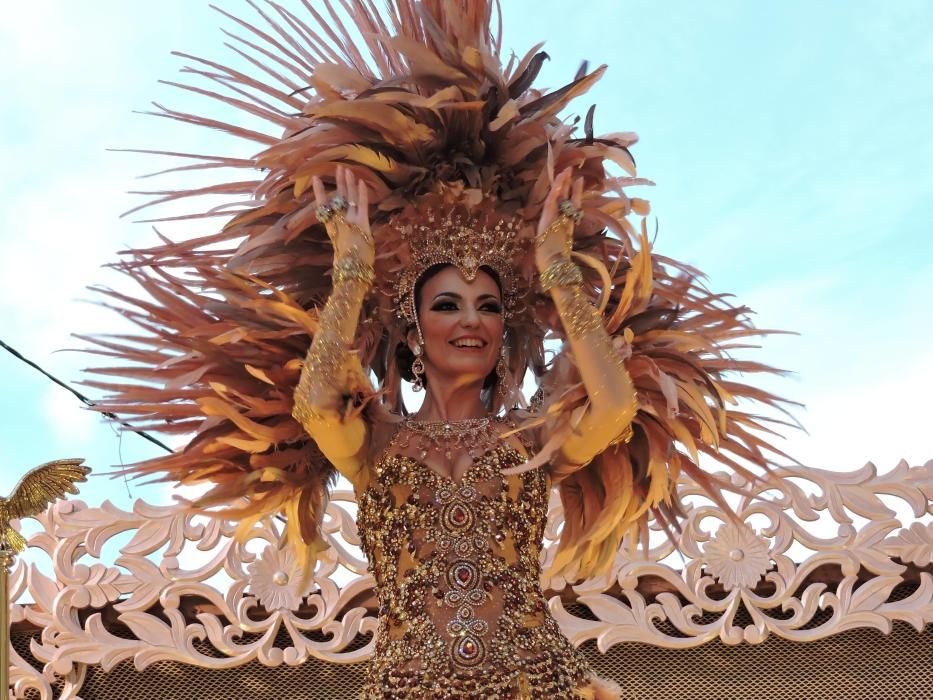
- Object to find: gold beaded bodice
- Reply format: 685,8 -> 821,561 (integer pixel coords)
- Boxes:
355,431 -> 592,699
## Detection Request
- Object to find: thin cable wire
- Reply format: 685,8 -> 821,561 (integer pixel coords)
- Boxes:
3,337 -> 290,523
106,419 -> 134,498
1,337 -> 173,454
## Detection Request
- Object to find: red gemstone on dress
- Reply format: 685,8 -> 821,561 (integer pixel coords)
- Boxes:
457,568 -> 470,582
464,640 -> 476,654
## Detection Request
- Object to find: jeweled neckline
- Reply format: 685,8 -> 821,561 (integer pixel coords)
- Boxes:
387,443 -> 524,486
397,415 -> 504,462
402,416 -> 495,431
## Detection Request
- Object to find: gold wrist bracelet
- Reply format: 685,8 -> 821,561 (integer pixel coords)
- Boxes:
333,255 -> 375,286
540,259 -> 583,292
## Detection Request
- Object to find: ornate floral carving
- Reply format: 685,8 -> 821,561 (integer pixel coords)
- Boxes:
7,460 -> 933,699
885,521 -> 933,567
702,523 -> 772,591
248,545 -> 312,612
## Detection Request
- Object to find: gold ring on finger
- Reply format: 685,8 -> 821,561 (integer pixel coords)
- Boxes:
316,204 -> 334,223
330,195 -> 349,213
558,199 -> 583,223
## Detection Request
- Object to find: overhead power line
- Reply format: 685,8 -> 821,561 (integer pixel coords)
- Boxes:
1,337 -> 173,454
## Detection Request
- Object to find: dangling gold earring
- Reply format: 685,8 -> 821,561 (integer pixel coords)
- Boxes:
411,343 -> 425,392
495,343 -> 510,403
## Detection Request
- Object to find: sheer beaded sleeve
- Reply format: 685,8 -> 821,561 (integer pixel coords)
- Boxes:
292,254 -> 374,485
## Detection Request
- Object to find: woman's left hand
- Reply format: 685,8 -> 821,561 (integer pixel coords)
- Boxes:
535,167 -> 583,271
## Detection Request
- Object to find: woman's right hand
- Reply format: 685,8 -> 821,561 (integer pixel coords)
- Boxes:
312,165 -> 374,266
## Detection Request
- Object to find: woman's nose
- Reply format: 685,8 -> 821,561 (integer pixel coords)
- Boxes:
460,307 -> 480,327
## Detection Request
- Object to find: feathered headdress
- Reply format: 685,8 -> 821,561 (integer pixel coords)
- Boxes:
81,0 -> 800,580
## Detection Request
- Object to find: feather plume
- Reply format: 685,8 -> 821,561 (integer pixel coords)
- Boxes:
82,0 -> 799,580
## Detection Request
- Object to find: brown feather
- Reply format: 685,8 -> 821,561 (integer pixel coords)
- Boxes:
82,0 -> 799,580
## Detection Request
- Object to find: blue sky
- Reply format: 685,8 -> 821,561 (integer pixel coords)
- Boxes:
1,0 -> 931,541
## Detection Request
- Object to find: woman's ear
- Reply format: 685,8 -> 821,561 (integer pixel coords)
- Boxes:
405,326 -> 419,351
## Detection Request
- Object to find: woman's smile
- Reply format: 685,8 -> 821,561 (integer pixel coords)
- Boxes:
450,335 -> 488,350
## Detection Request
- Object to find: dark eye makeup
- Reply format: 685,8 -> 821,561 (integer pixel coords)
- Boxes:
430,297 -> 502,313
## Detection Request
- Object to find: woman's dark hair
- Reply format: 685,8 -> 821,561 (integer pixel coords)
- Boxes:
395,263 -> 506,397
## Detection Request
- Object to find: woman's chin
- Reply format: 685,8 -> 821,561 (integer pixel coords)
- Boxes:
432,361 -> 495,383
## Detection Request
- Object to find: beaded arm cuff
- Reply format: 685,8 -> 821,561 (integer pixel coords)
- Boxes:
539,259 -> 583,292
539,258 -> 603,339
333,256 -> 375,286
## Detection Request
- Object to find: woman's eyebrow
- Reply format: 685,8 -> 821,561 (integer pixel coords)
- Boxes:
432,292 -> 501,302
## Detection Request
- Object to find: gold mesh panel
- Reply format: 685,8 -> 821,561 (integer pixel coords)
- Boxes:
12,582 -> 932,699
12,620 -> 930,700
587,622 -> 932,700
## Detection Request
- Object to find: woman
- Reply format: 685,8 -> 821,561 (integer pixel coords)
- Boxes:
292,165 -> 635,698
86,2 -> 792,698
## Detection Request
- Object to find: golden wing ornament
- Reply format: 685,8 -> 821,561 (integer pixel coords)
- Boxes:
0,458 -> 91,553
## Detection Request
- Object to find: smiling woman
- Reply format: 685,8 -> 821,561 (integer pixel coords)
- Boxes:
75,1 -> 800,698
290,165 -> 650,696
406,264 -> 505,400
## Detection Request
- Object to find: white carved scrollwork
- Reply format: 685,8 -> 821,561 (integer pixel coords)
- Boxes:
549,460 -> 933,650
8,459 -> 932,699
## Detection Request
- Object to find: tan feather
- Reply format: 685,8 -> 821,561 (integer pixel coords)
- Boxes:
80,0 -> 799,581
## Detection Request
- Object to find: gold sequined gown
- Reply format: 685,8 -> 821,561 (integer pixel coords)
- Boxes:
356,436 -> 621,700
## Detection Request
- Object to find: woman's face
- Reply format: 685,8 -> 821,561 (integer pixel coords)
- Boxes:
413,265 -> 504,387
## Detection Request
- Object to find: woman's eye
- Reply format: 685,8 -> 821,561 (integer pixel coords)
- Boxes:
430,300 -> 501,313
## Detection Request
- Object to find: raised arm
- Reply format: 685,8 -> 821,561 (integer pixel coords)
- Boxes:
534,169 -> 638,468
292,167 -> 374,486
